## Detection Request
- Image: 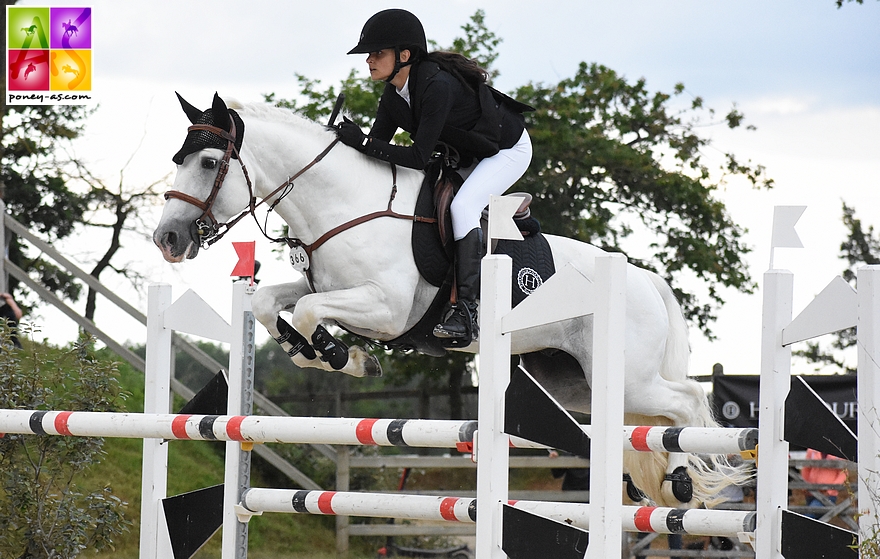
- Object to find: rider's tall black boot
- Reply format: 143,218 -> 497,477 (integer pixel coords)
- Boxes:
433,228 -> 483,344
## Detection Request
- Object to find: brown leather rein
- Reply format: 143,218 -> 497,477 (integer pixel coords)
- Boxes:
163,118 -> 436,288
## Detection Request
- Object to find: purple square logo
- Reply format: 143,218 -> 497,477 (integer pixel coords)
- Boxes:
50,7 -> 91,49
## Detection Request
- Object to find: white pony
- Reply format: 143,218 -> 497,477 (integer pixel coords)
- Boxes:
153,93 -> 748,507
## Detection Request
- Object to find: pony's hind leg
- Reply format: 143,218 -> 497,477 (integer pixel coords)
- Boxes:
622,413 -> 675,507
624,373 -> 713,427
618,372 -> 704,507
622,413 -> 707,508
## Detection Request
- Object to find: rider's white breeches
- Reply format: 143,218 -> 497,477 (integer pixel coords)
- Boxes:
451,129 -> 532,240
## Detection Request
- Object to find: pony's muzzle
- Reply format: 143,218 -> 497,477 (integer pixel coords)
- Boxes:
152,222 -> 201,262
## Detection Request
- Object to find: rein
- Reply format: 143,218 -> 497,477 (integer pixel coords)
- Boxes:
164,115 -> 437,290
289,164 -> 435,256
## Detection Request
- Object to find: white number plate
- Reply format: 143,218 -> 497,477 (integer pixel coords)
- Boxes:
289,246 -> 309,273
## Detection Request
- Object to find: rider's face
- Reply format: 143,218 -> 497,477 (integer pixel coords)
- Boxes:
366,49 -> 395,81
366,49 -> 410,82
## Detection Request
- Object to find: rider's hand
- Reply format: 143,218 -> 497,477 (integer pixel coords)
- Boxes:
336,117 -> 369,151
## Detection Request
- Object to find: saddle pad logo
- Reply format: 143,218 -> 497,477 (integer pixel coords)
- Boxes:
517,267 -> 543,295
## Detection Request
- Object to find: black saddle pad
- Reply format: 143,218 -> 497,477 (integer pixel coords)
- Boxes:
388,172 -> 556,356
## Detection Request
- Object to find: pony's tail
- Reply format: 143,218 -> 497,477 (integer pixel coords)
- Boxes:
622,418 -> 756,507
623,273 -> 754,507
685,453 -> 756,508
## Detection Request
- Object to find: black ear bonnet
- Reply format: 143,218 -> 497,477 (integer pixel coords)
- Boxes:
172,92 -> 245,165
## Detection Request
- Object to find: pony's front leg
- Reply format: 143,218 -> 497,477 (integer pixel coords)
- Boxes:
291,284 -> 409,378
251,280 -> 325,370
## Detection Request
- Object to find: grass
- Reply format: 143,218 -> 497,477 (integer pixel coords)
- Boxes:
71,351 -> 375,558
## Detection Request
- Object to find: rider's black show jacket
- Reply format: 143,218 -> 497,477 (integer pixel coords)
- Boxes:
366,60 -> 530,169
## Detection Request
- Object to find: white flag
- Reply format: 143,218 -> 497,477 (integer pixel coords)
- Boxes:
771,206 -> 806,249
488,195 -> 524,243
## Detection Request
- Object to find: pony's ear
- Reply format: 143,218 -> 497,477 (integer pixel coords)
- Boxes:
211,92 -> 231,132
176,91 -> 203,124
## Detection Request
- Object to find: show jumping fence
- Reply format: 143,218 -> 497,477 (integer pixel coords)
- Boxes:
0,202 -> 876,559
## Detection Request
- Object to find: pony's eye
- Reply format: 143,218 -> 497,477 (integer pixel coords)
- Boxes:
202,158 -> 217,170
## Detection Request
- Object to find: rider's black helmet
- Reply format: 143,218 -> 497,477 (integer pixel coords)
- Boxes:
347,9 -> 427,55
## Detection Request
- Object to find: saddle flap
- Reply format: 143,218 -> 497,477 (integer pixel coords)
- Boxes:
411,160 -> 456,288
433,176 -> 456,255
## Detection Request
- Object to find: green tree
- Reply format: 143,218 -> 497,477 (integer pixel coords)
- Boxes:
0,332 -> 130,558
1,103 -> 92,304
515,65 -> 771,336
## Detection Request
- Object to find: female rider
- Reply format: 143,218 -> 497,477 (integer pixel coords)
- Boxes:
337,8 -> 533,345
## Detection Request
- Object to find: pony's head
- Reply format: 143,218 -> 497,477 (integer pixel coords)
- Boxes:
153,92 -> 250,262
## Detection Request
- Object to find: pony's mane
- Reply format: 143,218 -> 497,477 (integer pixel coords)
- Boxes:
228,100 -> 329,134
224,98 -> 408,181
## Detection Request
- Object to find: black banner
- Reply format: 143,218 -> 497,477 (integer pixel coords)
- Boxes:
712,375 -> 857,438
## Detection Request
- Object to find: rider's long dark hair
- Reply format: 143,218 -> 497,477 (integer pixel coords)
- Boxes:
418,50 -> 489,93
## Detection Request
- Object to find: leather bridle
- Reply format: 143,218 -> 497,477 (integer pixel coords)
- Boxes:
164,119 -> 249,248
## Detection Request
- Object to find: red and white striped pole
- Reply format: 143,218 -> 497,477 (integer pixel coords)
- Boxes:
0,411 -> 477,448
237,488 -> 756,539
0,409 -> 757,455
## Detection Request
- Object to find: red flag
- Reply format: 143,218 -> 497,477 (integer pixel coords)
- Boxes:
231,241 -> 256,283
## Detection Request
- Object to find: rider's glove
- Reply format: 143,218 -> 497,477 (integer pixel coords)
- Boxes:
336,117 -> 369,151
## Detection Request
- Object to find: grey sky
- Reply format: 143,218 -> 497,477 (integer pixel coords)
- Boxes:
81,1 -> 880,104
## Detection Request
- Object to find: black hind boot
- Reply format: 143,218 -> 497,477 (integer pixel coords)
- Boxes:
433,228 -> 483,345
